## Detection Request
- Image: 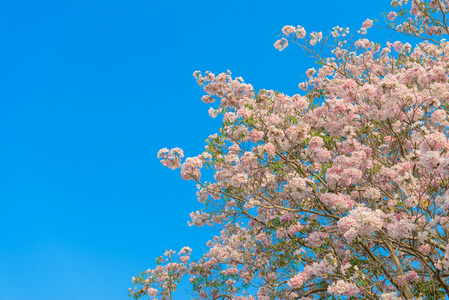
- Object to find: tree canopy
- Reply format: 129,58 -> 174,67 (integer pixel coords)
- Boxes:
131,1 -> 449,299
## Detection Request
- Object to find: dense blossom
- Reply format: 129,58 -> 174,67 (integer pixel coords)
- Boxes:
131,1 -> 449,299
327,280 -> 360,297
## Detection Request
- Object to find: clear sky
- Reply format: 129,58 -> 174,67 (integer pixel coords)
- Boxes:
0,1 -> 401,299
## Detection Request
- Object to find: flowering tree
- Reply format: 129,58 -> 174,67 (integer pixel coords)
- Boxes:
130,0 -> 449,299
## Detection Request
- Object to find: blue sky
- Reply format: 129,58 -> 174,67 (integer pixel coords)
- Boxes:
0,1 -> 399,299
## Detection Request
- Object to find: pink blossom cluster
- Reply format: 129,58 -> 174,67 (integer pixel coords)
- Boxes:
362,18 -> 374,29
338,207 -> 384,243
180,156 -> 203,180
288,272 -> 309,289
320,192 -> 356,212
157,147 -> 184,170
327,280 -> 360,297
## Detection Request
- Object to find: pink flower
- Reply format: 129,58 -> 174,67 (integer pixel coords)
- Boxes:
223,112 -> 237,123
181,157 -> 203,180
381,293 -> 401,300
208,107 -> 218,118
306,231 -> 328,247
237,107 -> 252,119
298,82 -> 308,90
250,130 -> 264,143
306,68 -> 316,78
264,143 -> 276,158
340,168 -> 362,187
291,94 -> 308,110
388,11 -> 397,21
266,114 -> 282,125
179,246 -> 192,254
309,148 -> 331,163
231,172 -> 249,186
288,272 -> 310,289
288,222 -> 303,235
158,147 -> 184,169
420,151 -> 441,172
280,213 -> 294,223
393,41 -> 403,52
201,95 -> 215,103
274,38 -> 288,51
328,280 -> 359,297
282,25 -> 296,36
308,136 -> 324,148
146,287 -> 158,297
228,144 -> 240,153
432,109 -> 447,124
338,216 -> 357,233
385,219 -> 416,239
296,26 -> 306,39
342,79 -> 357,91
406,271 -> 419,282
320,193 -> 356,212
362,18 -> 373,29
419,244 -> 431,254
338,207 -> 384,243
157,148 -> 169,159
